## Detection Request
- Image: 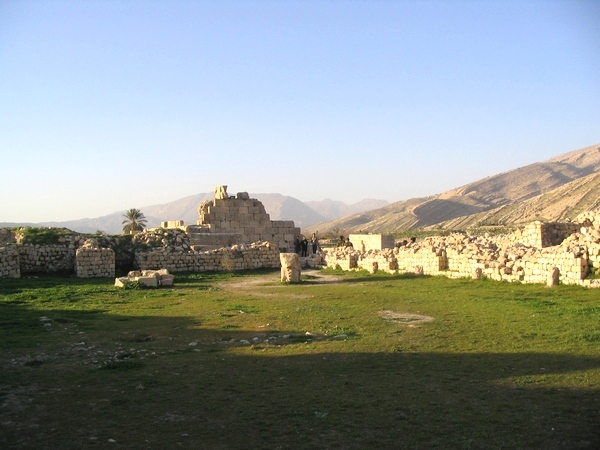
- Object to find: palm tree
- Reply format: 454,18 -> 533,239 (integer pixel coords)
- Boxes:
122,208 -> 147,235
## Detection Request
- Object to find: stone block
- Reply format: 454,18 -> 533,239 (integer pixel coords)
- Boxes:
160,274 -> 175,286
280,253 -> 301,283
137,276 -> 158,288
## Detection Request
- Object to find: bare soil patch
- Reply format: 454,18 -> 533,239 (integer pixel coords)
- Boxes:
219,269 -> 345,294
378,310 -> 434,325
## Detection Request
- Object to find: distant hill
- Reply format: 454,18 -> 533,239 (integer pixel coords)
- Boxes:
305,198 -> 389,221
0,192 -> 384,235
303,143 -> 600,234
6,143 -> 598,235
431,171 -> 600,230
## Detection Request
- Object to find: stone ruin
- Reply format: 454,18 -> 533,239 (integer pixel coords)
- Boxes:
324,211 -> 600,288
161,185 -> 301,252
115,269 -> 175,288
0,185 -> 295,279
2,188 -> 600,289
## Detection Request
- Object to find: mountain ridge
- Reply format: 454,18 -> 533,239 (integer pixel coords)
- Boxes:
303,143 -> 600,234
3,143 -> 598,235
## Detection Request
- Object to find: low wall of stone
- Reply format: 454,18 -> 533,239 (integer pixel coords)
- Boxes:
133,241 -> 280,273
18,244 -> 75,273
508,221 -> 581,248
324,212 -> 600,288
0,245 -> 20,278
0,225 -> 283,278
76,248 -> 115,278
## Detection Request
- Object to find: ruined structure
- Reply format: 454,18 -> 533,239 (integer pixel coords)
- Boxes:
75,239 -> 115,278
161,186 -> 300,252
324,211 -> 600,288
2,191 -> 598,288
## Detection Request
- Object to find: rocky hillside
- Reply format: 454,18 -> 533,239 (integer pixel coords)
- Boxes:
305,198 -> 389,221
304,143 -> 600,234
431,171 -> 600,230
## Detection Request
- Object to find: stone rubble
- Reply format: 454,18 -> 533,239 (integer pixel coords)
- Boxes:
324,211 -> 600,288
114,269 -> 175,288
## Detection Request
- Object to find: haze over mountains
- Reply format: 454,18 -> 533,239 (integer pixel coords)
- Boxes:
0,192 -> 388,235
3,143 -> 599,235
304,143 -> 600,234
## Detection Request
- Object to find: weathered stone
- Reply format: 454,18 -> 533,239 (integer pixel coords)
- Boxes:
547,266 -> 560,287
214,185 -> 228,199
160,274 -> 175,286
137,276 -> 158,288
280,253 -> 301,283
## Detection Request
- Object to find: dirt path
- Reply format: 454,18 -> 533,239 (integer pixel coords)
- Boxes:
217,269 -> 345,297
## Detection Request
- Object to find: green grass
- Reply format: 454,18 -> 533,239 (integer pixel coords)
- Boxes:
1,268 -> 599,449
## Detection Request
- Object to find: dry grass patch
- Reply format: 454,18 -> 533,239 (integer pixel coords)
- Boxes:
378,309 -> 434,325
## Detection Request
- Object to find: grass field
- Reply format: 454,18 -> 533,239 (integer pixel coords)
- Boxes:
1,268 -> 599,449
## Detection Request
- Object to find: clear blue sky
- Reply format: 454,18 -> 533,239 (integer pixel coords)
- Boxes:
1,0 -> 599,222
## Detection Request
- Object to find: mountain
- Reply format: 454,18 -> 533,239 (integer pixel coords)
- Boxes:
303,143 -> 600,234
6,142 -> 597,235
431,171 -> 600,230
305,198 -> 390,221
1,192 -> 382,235
140,192 -> 329,229
252,194 -> 327,228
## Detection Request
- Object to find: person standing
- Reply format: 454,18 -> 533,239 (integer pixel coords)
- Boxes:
294,236 -> 301,254
311,233 -> 319,255
301,236 -> 309,257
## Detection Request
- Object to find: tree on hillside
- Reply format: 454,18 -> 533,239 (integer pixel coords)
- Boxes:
122,208 -> 147,235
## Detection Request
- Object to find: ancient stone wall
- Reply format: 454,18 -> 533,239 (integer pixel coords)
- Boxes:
18,244 -> 76,273
0,226 -> 281,278
324,211 -> 600,288
511,221 -> 581,248
133,241 -> 279,272
0,245 -> 20,278
76,248 -> 115,278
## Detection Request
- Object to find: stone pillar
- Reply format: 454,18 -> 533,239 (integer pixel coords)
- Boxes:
547,266 -> 560,287
280,253 -> 301,283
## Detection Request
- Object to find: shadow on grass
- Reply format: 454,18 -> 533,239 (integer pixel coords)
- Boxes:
1,286 -> 599,450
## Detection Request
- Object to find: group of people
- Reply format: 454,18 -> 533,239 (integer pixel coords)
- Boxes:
395,236 -> 417,248
336,235 -> 354,248
294,233 -> 320,257
294,234 -> 417,255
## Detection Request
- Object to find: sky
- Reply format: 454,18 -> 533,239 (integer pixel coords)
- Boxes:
1,0 -> 599,223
